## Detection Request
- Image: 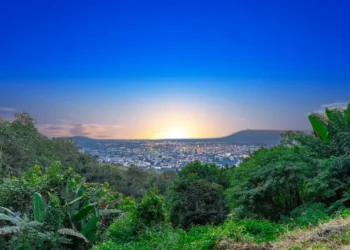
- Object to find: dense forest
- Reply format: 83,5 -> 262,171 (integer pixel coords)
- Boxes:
1,103 -> 350,249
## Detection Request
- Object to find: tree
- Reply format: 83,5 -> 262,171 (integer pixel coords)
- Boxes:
137,187 -> 167,227
228,146 -> 318,221
0,113 -> 98,178
178,160 -> 232,188
167,162 -> 229,229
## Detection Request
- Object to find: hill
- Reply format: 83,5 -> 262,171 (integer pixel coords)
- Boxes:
217,129 -> 287,145
72,129 -> 287,145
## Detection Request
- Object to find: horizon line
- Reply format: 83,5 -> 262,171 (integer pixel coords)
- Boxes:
66,129 -> 310,141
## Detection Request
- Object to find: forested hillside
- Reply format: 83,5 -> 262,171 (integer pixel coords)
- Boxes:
1,103 -> 350,249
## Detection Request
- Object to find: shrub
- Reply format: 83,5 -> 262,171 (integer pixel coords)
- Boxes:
168,178 -> 228,229
288,203 -> 329,228
232,219 -> 285,243
107,188 -> 167,244
0,163 -> 124,250
107,211 -> 139,244
137,187 -> 167,227
228,146 -> 318,221
178,160 -> 232,188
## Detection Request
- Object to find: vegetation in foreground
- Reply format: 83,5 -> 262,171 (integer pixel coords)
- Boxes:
0,103 -> 350,249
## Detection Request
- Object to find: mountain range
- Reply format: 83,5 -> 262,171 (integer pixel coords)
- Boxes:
72,129 -> 291,146
218,129 -> 287,145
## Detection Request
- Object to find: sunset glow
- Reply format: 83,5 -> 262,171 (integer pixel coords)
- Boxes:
1,1 -> 349,139
160,128 -> 191,139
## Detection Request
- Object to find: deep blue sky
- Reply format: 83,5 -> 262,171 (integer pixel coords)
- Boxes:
0,0 -> 349,139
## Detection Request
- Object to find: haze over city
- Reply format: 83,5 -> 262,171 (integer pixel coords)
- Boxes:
1,0 -> 349,139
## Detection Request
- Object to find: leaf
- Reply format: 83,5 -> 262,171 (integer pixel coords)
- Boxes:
75,178 -> 85,198
326,108 -> 346,128
58,228 -> 89,243
0,226 -> 21,235
68,196 -> 84,206
0,213 -> 21,225
33,192 -> 45,222
0,206 -> 16,217
80,216 -> 99,237
308,115 -> 329,143
71,204 -> 95,222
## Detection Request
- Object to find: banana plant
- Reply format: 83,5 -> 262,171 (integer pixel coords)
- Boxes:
308,103 -> 350,143
33,192 -> 45,222
60,179 -> 122,243
32,192 -> 89,243
0,206 -> 41,235
308,114 -> 329,143
2,181 -> 122,245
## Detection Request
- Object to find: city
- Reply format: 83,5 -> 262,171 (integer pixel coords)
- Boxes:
76,139 -> 262,170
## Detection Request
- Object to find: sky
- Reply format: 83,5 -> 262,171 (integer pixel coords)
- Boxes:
0,0 -> 349,139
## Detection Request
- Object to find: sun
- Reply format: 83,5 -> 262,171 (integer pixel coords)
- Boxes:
161,128 -> 191,139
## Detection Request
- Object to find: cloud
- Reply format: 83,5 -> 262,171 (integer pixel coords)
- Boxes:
321,102 -> 348,110
309,102 -> 349,115
56,119 -> 72,124
38,123 -> 123,139
0,107 -> 17,112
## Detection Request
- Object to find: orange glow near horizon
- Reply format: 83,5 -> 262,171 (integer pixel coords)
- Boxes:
158,127 -> 192,139
37,100 -> 248,139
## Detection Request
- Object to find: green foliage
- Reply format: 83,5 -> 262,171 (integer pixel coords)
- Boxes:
137,187 -> 167,227
166,162 -> 229,229
228,146 -> 318,220
0,113 -> 96,178
96,218 -> 285,250
82,164 -> 171,200
0,163 -> 124,249
308,114 -> 329,143
3,104 -> 350,249
178,160 -> 232,188
107,188 -> 167,245
168,176 -> 228,229
300,104 -> 350,158
282,203 -> 329,228
345,103 -> 350,124
33,193 -> 45,222
295,104 -> 350,210
229,219 -> 285,243
107,211 -> 139,244
0,206 -> 64,249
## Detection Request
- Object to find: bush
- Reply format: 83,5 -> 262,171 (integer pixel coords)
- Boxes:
137,188 -> 167,227
288,203 -> 329,228
95,218 -> 285,250
232,219 -> 285,243
107,188 -> 167,244
178,160 -> 232,188
168,177 -> 228,229
107,211 -> 139,244
0,163 -> 124,250
228,146 -> 318,221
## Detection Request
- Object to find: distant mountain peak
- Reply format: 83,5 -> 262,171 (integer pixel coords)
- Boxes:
218,129 -> 287,145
